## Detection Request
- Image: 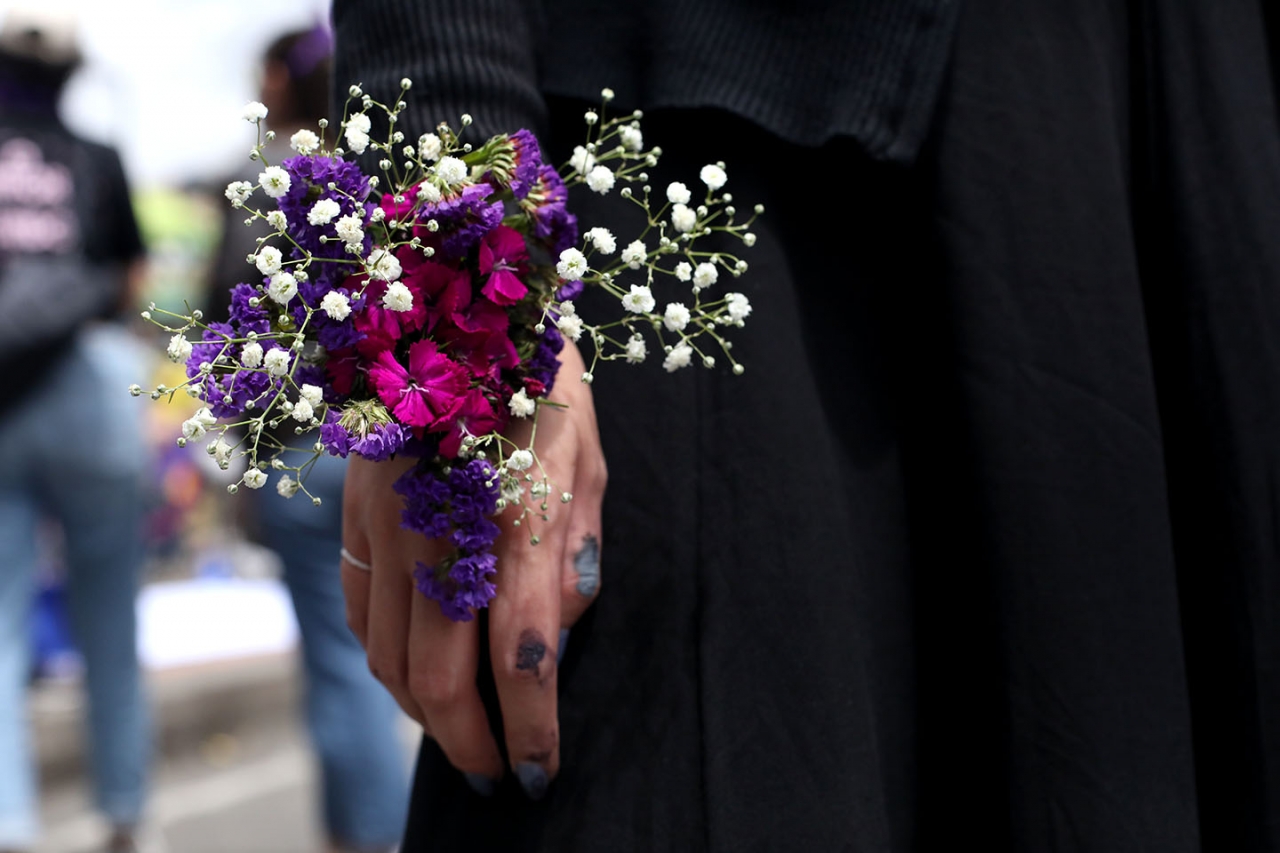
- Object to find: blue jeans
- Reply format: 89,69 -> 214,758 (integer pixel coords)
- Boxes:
255,448 -> 408,849
0,326 -> 150,846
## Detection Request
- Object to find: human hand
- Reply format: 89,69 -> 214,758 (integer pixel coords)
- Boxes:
340,340 -> 606,798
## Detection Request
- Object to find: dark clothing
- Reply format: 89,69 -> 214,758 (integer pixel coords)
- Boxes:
337,0 -> 1280,850
0,111 -> 142,414
332,0 -> 960,160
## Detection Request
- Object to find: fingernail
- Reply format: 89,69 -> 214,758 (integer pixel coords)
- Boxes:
557,628 -> 570,665
574,534 -> 600,596
464,772 -> 497,797
514,762 -> 549,800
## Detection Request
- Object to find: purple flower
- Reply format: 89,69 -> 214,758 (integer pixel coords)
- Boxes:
319,412 -> 353,458
229,283 -> 270,334
350,422 -> 408,462
524,164 -> 578,255
527,325 -> 565,396
554,279 -> 585,302
278,154 -> 374,289
420,183 -> 504,259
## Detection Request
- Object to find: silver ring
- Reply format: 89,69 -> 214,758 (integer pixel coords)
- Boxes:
340,547 -> 373,572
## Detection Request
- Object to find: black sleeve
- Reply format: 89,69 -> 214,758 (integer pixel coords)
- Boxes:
81,142 -> 144,266
331,0 -> 548,142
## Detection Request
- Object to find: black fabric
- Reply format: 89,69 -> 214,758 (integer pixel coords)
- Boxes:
0,114 -> 141,415
331,0 -> 960,160
380,0 -> 1280,849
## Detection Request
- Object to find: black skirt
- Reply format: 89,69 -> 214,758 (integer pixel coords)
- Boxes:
402,0 -> 1280,849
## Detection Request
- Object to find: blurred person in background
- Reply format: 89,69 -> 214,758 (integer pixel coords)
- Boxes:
208,24 -> 408,853
0,9 -> 156,853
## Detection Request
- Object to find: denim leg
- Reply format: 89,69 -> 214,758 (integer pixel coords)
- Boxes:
257,450 -> 408,848
54,469 -> 150,827
0,488 -> 39,849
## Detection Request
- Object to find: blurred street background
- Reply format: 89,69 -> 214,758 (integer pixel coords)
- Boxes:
0,1 -> 419,850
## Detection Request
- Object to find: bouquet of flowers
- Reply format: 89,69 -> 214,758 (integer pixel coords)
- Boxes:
135,81 -> 758,621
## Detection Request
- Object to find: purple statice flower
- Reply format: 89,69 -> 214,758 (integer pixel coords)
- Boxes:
319,410 -> 353,458
525,163 -> 578,255
508,129 -> 543,200
555,279 -> 585,302
278,154 -> 374,290
415,182 -> 503,259
350,422 -> 408,462
396,459 -> 502,621
228,283 -> 270,334
527,325 -> 565,396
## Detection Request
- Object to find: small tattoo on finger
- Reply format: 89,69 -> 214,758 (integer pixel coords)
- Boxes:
574,534 -> 601,596
516,628 -> 548,682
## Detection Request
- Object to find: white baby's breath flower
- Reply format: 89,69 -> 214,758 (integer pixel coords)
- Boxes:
276,475 -> 299,498
558,300 -> 576,317
417,182 -> 442,204
240,341 -> 263,368
167,334 -> 192,362
622,284 -> 656,314
255,246 -> 283,275
583,110 -> 599,126
556,313 -> 584,341
258,166 -> 291,198
334,215 -> 364,246
263,348 -> 290,378
320,291 -> 352,321
291,399 -> 314,422
556,248 -> 588,281
508,388 -> 536,418
663,343 -> 693,372
501,479 -> 525,502
381,282 -> 413,312
181,417 -> 207,441
586,227 -> 616,254
344,113 -> 372,154
621,240 -> 646,269
674,261 -> 693,282
418,133 -> 442,161
507,449 -> 534,472
290,129 -> 320,155
625,335 -> 648,363
699,164 -> 727,190
367,248 -> 402,281
743,232 -> 757,247
663,302 -> 691,331
307,198 -> 341,226
210,438 -> 233,466
585,165 -> 615,194
435,156 -> 468,186
243,468 -> 268,489
194,407 -> 217,428
671,203 -> 697,233
224,181 -> 253,206
267,271 -> 298,304
568,145 -> 595,174
693,262 -> 719,289
266,210 -> 288,231
242,101 -> 268,122
300,384 -> 324,407
620,125 -> 643,152
345,129 -> 370,154
666,182 -> 691,205
726,292 -> 753,322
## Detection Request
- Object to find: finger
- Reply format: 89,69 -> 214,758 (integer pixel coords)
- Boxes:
341,466 -> 374,647
560,445 -> 606,629
366,509 -> 426,726
406,589 -> 505,790
490,515 -> 564,800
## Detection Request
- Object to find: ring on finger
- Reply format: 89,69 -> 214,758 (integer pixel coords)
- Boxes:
340,547 -> 372,572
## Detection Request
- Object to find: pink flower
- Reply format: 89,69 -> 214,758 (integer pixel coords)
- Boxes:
438,387 -> 509,457
402,255 -> 471,330
367,340 -> 469,431
438,300 -> 520,378
325,347 -> 361,396
478,225 -> 529,306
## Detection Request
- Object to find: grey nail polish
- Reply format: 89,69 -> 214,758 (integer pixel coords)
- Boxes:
557,628 -> 570,665
574,534 -> 600,596
464,772 -> 497,797
515,762 -> 549,800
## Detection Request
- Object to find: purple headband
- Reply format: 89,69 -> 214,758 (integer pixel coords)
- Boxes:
287,23 -> 331,79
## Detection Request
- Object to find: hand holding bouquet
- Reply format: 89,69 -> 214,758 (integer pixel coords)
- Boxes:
137,81 -> 758,622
